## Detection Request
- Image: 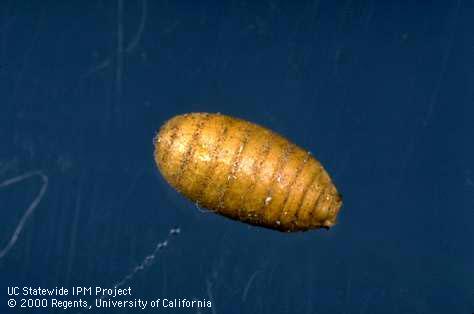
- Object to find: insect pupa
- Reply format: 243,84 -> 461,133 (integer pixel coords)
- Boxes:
154,112 -> 342,232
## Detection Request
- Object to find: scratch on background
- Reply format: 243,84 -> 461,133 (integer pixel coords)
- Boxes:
241,269 -> 262,302
115,0 -> 124,108
0,170 -> 48,259
423,0 -> 460,127
126,0 -> 148,53
65,179 -> 83,285
206,278 -> 217,314
82,0 -> 148,79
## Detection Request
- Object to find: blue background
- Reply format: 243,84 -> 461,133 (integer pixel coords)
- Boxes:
0,1 -> 472,313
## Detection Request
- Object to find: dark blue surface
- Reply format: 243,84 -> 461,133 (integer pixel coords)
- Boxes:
1,1 -> 472,313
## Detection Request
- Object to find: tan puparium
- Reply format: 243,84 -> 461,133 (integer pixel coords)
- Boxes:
154,113 -> 342,232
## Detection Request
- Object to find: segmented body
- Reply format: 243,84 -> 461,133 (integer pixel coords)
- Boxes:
154,112 -> 342,232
